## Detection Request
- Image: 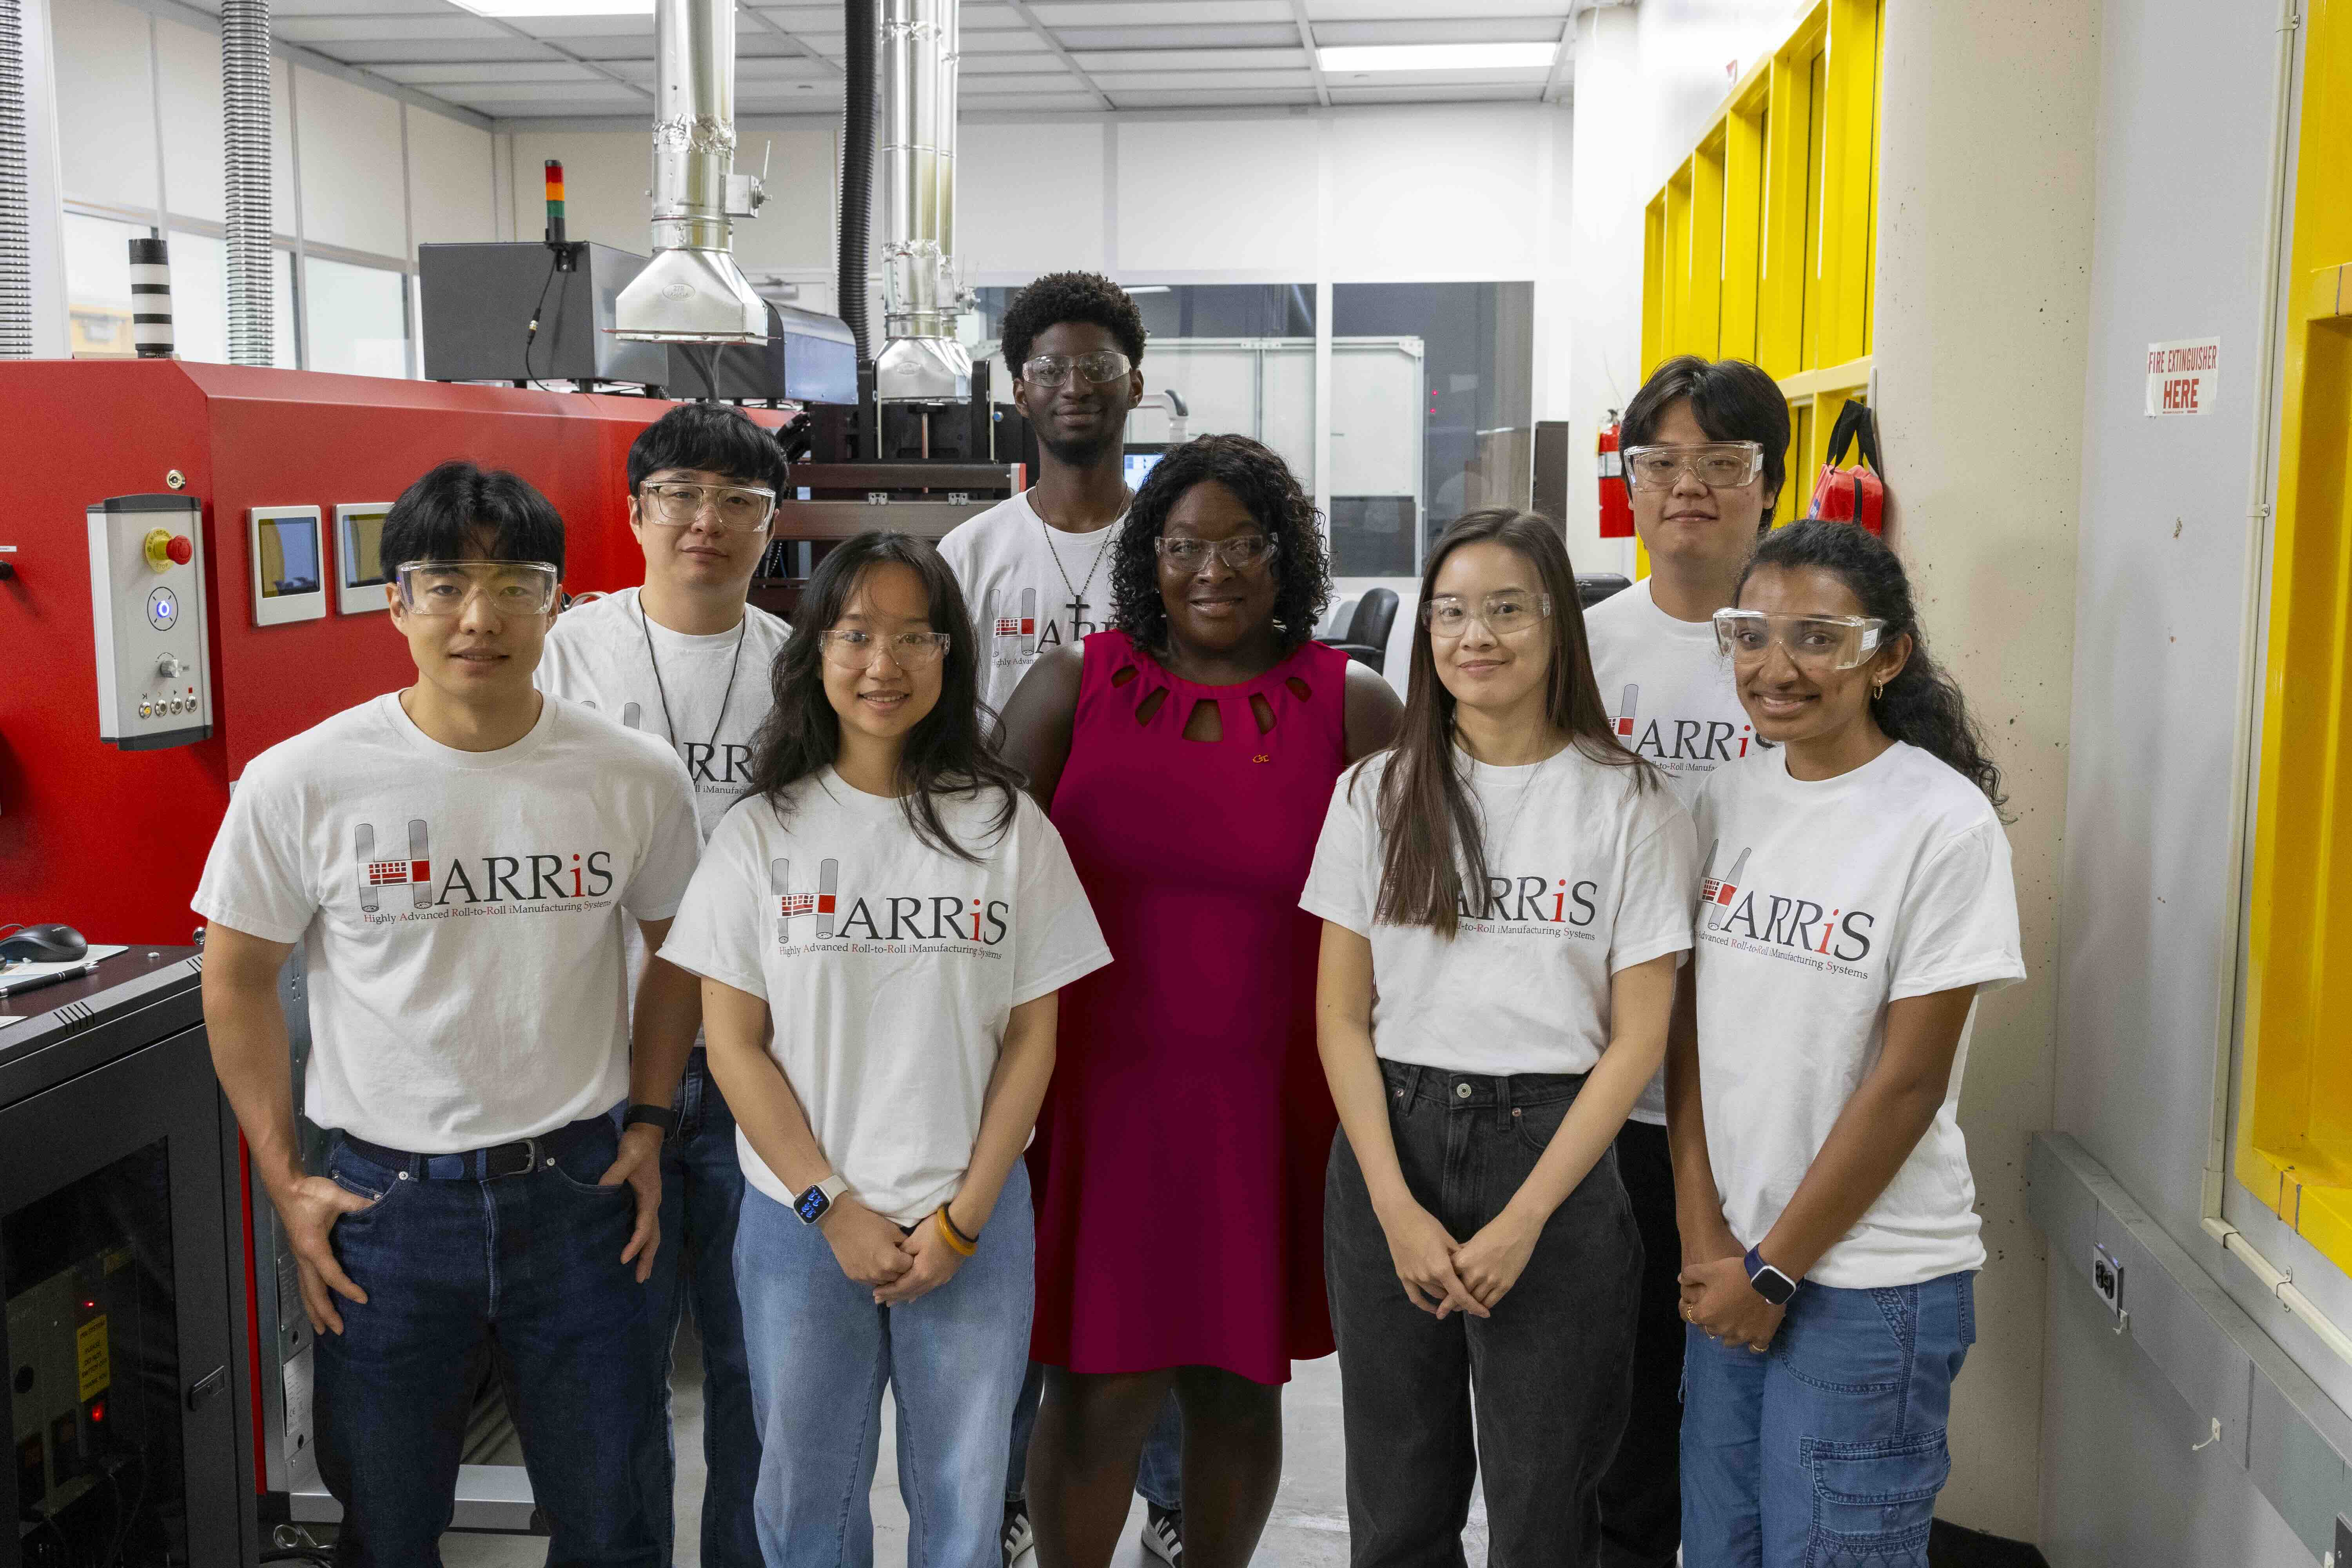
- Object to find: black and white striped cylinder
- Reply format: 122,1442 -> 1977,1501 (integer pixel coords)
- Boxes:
129,236 -> 174,358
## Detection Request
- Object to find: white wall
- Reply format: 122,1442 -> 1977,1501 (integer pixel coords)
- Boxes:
1872,0 -> 2100,1534
2043,0 -> 2325,1559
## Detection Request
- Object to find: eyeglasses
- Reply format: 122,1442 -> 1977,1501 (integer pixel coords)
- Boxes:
1421,591 -> 1554,640
1712,609 -> 1886,671
394,560 -> 561,617
1019,351 -> 1133,388
1157,535 -> 1278,574
1621,442 -> 1766,492
637,481 -> 777,533
817,629 -> 953,670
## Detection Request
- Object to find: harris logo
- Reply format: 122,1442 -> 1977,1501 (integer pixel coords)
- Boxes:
1697,838 -> 1876,964
766,856 -> 1010,947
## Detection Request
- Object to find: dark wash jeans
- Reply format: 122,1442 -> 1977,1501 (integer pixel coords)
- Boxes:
614,1050 -> 762,1568
316,1118 -> 661,1568
1325,1060 -> 1642,1568
1598,1118 -> 1686,1567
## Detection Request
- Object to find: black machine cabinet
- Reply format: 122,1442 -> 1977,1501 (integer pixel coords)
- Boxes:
1,952 -> 256,1568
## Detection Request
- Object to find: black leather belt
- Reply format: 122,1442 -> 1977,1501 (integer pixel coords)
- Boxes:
338,1115 -> 610,1181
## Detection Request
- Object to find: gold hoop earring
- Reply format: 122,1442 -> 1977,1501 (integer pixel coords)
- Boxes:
1871,678 -> 1889,699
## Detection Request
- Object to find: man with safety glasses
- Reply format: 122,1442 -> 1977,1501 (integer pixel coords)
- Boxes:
535,401 -> 793,1568
195,460 -> 703,1566
1580,354 -> 1789,1568
943,271 -> 1148,722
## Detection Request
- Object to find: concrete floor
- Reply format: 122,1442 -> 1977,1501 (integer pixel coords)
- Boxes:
426,1333 -> 1472,1566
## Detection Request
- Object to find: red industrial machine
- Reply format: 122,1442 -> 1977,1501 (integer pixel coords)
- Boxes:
0,359 -> 786,944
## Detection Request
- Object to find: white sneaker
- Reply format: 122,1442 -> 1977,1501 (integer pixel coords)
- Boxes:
1142,1503 -> 1183,1564
1002,1503 -> 1036,1568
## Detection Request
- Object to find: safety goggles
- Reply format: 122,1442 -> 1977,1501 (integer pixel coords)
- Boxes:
1711,609 -> 1886,671
817,629 -> 953,670
1421,591 -> 1554,640
1019,350 -> 1133,388
636,481 -> 777,533
1157,534 -> 1278,574
394,560 -> 561,617
1621,441 -> 1766,492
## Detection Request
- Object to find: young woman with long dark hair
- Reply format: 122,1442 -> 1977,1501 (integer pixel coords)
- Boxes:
1303,507 -> 1698,1564
657,532 -> 1112,1568
1670,519 -> 2022,1562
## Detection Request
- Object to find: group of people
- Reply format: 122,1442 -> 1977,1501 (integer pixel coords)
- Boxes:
194,270 -> 2022,1568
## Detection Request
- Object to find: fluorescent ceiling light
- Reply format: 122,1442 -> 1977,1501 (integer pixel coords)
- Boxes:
451,0 -> 653,17
1317,42 -> 1557,73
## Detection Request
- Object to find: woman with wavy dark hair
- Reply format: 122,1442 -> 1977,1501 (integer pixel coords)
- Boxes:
659,532 -> 1113,1568
1669,520 -> 2021,1561
1000,434 -> 1402,1568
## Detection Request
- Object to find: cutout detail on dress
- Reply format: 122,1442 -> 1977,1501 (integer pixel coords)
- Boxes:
1182,699 -> 1222,744
1133,686 -> 1168,726
1285,676 -> 1313,702
1249,693 -> 1277,735
1111,665 -> 1140,688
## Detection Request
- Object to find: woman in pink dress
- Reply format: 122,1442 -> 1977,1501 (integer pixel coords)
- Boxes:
1001,434 -> 1401,1568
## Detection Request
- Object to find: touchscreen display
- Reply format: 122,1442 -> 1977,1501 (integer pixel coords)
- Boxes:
256,517 -> 321,599
342,510 -> 389,587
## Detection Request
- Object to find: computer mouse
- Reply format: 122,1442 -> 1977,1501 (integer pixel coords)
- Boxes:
0,924 -> 89,963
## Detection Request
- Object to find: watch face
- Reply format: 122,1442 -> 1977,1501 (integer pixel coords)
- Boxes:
795,1187 -> 832,1224
1753,1267 -> 1796,1306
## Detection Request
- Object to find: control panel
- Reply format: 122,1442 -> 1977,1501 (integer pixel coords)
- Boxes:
249,505 -> 327,626
87,493 -> 212,751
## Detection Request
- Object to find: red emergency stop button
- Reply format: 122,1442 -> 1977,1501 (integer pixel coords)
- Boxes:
166,534 -> 193,566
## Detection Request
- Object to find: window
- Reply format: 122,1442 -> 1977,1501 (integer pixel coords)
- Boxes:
303,256 -> 411,379
61,211 -> 147,359
168,230 -> 298,369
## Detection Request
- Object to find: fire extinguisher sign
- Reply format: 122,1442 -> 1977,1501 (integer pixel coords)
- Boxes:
2145,336 -> 2219,416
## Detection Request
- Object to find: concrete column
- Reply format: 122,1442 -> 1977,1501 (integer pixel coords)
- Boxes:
1871,0 -> 2100,1535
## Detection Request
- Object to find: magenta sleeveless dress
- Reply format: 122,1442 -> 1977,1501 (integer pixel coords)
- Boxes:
1028,630 -> 1350,1384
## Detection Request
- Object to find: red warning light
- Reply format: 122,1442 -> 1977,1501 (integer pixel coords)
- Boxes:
87,1398 -> 106,1424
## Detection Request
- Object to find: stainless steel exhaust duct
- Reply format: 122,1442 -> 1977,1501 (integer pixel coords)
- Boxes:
0,0 -> 32,359
221,0 -> 272,366
873,0 -> 969,403
613,0 -> 765,344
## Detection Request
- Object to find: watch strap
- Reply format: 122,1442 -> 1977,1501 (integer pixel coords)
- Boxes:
795,1173 -> 848,1225
622,1103 -> 679,1135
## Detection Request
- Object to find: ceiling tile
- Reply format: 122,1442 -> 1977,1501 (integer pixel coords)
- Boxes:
304,36 -> 559,63
370,60 -> 603,83
269,0 -> 454,15
1307,0 -> 1569,18
431,81 -> 648,107
1068,46 -> 1306,71
961,89 -> 1107,111
507,15 -> 657,39
748,4 -> 843,28
957,71 -> 1089,93
1318,63 -> 1553,86
1325,80 -> 1545,102
1103,85 -> 1319,107
273,15 -> 508,44
1089,68 -> 1316,89
1029,1 -> 1294,23
1053,24 -> 1300,48
961,4 -> 1034,29
960,31 -> 1056,53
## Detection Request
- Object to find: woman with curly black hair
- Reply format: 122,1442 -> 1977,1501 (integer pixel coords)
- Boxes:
1000,433 -> 1401,1568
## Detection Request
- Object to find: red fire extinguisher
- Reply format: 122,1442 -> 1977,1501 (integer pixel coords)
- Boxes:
1597,412 -> 1636,538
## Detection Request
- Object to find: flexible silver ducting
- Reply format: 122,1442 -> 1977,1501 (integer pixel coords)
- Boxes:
221,0 -> 272,365
873,0 -> 969,402
0,0 -> 33,358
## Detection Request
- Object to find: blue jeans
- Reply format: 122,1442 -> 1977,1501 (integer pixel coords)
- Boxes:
1004,1363 -> 1182,1511
737,1163 -> 1036,1568
315,1120 -> 660,1568
615,1051 -> 761,1567
1681,1269 -> 1976,1568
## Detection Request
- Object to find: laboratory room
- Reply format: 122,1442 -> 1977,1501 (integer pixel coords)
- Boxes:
0,0 -> 2347,1563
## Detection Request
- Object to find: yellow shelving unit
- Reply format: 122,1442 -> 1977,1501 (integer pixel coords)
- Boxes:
1637,0 -> 1883,569
2238,0 -> 2352,1272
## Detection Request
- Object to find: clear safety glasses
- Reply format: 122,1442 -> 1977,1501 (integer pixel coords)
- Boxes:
394,560 -> 561,618
1157,535 -> 1278,574
1019,351 -> 1133,388
637,481 -> 777,533
1712,609 -> 1887,671
1621,441 -> 1766,492
1421,591 -> 1555,641
817,629 -> 953,670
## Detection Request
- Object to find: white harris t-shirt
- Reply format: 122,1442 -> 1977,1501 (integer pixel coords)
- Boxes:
1584,575 -> 1758,1125
1690,741 -> 2025,1290
537,586 -> 791,836
658,772 -> 1112,1224
192,694 -> 703,1152
938,491 -> 1124,715
1300,746 -> 1699,1078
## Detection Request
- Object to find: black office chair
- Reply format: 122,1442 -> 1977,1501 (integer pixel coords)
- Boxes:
1328,587 -> 1399,675
1577,573 -> 1633,609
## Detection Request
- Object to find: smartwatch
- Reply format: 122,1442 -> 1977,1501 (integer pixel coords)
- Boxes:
795,1174 -> 849,1226
1744,1245 -> 1798,1307
622,1103 -> 679,1136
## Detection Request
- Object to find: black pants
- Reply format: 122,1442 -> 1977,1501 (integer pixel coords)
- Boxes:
1325,1061 -> 1641,1568
1597,1118 -> 1683,1567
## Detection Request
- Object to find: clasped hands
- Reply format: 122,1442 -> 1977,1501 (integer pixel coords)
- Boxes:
1381,1199 -> 1545,1319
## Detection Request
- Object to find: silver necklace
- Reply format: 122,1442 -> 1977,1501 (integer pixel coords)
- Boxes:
1038,488 -> 1128,616
638,597 -> 748,763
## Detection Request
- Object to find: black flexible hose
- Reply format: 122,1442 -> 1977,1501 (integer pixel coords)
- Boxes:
837,0 -> 876,366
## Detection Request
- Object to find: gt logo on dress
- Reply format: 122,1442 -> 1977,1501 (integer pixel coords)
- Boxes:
356,820 -> 432,913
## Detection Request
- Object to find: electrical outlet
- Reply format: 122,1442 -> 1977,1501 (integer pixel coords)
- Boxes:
2091,1242 -> 2125,1315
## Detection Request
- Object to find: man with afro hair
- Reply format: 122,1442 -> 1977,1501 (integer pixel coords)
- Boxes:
939,272 -> 1187,1566
941,271 -> 1150,719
